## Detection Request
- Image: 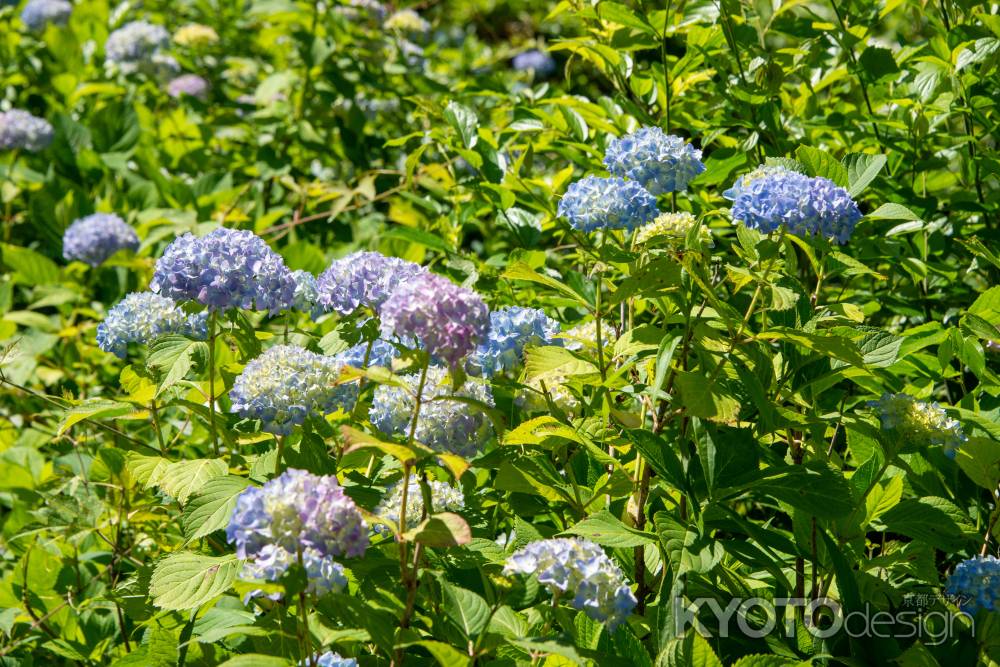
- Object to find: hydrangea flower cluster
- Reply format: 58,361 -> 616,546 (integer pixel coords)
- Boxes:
945,555 -> 1000,614
604,127 -> 705,195
105,21 -> 176,74
379,272 -> 490,366
635,211 -> 710,245
724,166 -> 863,244
504,538 -> 637,629
336,339 -> 399,371
513,49 -> 556,77
0,109 -> 54,152
467,307 -> 561,377
374,477 -> 465,533
562,320 -> 617,352
20,0 -> 72,30
242,544 -> 347,598
230,345 -> 355,435
62,213 -> 139,266
227,469 -> 368,561
384,8 -> 429,33
868,393 -> 967,457
302,653 -> 357,667
167,74 -> 209,100
291,270 -> 325,320
150,228 -> 295,313
96,292 -> 208,358
557,176 -> 659,233
315,251 -> 427,315
173,23 -> 219,47
370,366 -> 495,457
521,371 -> 579,414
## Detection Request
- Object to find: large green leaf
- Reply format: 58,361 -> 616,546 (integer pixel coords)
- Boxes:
442,583 -> 490,638
182,475 -> 252,540
149,552 -> 242,610
562,509 -> 657,547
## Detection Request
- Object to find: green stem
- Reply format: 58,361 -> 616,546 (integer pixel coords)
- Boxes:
275,435 -> 286,477
150,399 -> 166,454
207,312 -> 220,456
295,547 -> 313,665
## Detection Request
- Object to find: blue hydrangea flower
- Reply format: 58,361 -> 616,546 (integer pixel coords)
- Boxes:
96,292 -> 208,358
868,392 -> 967,457
504,538 -> 637,630
105,20 -> 173,73
945,555 -> 1000,614
241,544 -> 347,597
513,49 -> 556,77
724,166 -> 863,244
227,469 -> 368,561
166,74 -> 209,100
337,338 -> 399,371
62,213 -> 139,266
374,477 -> 465,533
303,653 -> 357,667
467,307 -> 561,377
230,345 -> 356,435
379,272 -> 489,366
604,128 -> 705,195
0,109 -> 54,152
20,0 -> 71,30
150,228 -> 295,314
316,251 -> 427,316
370,366 -> 494,457
558,176 -> 659,233
290,270 -> 324,320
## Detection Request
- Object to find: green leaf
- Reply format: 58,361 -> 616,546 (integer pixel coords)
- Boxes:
401,512 -> 472,547
598,2 -> 654,32
676,371 -> 740,421
156,458 -> 229,504
561,509 -> 657,547
149,552 -> 242,610
405,641 -> 470,667
756,327 -> 864,366
57,399 -> 132,436
444,101 -> 478,149
383,225 -> 454,254
743,462 -> 854,519
442,583 -> 490,638
879,497 -> 975,552
147,335 -> 209,397
216,656 -> 292,667
1,244 -> 60,284
868,203 -> 922,222
842,153 -> 887,197
183,476 -> 252,540
795,146 -> 848,186
504,261 -> 589,306
956,438 -> 1000,489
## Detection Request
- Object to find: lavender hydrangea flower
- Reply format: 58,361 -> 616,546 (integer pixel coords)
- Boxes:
241,544 -> 347,597
370,366 -> 494,457
316,251 -> 427,316
20,0 -> 71,30
374,477 -> 465,533
945,555 -> 1000,614
226,469 -> 368,561
167,74 -> 209,100
379,272 -> 489,366
291,270 -> 325,320
558,176 -> 659,233
513,49 -> 556,77
604,128 -> 705,195
105,20 -> 171,72
467,307 -> 561,377
868,393 -> 967,457
724,166 -> 863,244
303,653 -> 357,667
150,228 -> 295,313
504,538 -> 637,630
0,109 -> 54,152
230,345 -> 356,434
336,338 -> 399,371
62,213 -> 139,266
96,292 -> 208,358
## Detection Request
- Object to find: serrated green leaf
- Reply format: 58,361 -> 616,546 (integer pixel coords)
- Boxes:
562,509 -> 657,547
182,475 -> 252,540
149,552 -> 242,610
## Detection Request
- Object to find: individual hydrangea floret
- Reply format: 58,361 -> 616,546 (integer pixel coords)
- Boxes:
558,176 -> 659,233
513,49 -> 556,77
316,251 -> 428,316
150,228 -> 295,313
374,477 -> 465,533
173,23 -> 219,47
868,393 -> 967,457
303,653 -> 357,667
945,555 -> 1000,614
242,544 -> 347,597
604,128 -> 705,195
20,0 -> 72,30
384,8 -> 429,33
167,74 -> 209,100
504,538 -> 637,630
62,213 -> 139,266
230,345 -> 354,435
379,272 -> 489,366
0,109 -> 54,152
724,166 -> 863,244
105,20 -> 171,71
96,292 -> 208,358
467,306 -> 561,377
370,366 -> 494,457
226,469 -> 368,561
635,211 -> 711,245
561,320 -> 617,352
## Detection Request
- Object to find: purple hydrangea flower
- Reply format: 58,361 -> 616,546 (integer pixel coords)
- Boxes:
167,74 -> 209,100
379,272 -> 489,365
370,366 -> 494,457
304,653 -> 357,667
504,538 -> 637,630
513,49 -> 556,77
62,213 -> 139,266
315,251 -> 428,316
241,544 -> 347,598
0,109 -> 54,152
558,176 -> 659,233
724,166 -> 863,244
20,0 -> 72,30
96,292 -> 208,358
226,469 -> 368,561
604,127 -> 705,195
467,306 -> 561,377
945,555 -> 1000,614
229,345 -> 356,435
105,20 -> 171,70
150,228 -> 295,313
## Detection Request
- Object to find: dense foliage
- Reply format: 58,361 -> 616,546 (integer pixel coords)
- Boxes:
1,0 -> 999,665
